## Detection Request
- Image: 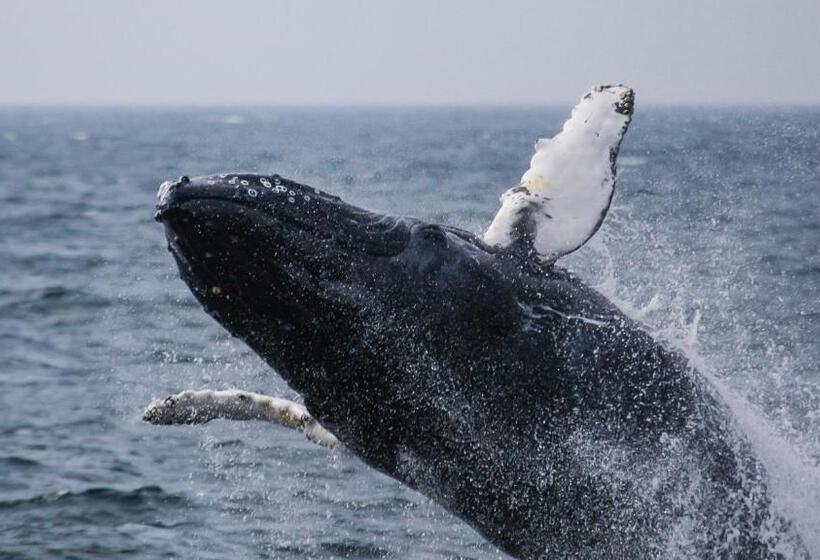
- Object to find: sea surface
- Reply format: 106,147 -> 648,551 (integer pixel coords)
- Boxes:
0,106 -> 818,559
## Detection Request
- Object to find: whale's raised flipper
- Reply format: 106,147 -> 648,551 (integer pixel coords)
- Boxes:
143,389 -> 340,448
484,84 -> 634,262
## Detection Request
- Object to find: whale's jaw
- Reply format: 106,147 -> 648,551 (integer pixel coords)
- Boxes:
156,174 -> 412,377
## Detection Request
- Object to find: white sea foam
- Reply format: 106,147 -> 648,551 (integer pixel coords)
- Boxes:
220,114 -> 246,125
618,156 -> 647,168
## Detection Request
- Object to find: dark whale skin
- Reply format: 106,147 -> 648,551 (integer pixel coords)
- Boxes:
156,173 -> 806,560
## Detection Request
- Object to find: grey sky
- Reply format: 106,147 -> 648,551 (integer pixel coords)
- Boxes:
2,0 -> 819,105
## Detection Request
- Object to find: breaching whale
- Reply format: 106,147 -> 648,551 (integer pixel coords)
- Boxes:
146,86 -> 808,559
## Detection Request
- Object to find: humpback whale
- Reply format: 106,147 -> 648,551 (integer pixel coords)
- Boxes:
147,86 -> 808,559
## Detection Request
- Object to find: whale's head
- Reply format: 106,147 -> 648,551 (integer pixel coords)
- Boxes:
155,174 -> 521,398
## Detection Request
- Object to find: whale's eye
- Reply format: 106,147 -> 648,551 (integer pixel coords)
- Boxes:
416,225 -> 448,247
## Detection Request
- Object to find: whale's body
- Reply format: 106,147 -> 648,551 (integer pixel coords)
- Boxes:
155,171 -> 805,559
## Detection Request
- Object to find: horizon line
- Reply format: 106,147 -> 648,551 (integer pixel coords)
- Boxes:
1,100 -> 819,110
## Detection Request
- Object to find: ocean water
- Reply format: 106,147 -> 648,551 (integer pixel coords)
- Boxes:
0,106 -> 818,559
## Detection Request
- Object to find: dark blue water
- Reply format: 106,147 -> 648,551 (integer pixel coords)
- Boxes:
0,107 -> 818,559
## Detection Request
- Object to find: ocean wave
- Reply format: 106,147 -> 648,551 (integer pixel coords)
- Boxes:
0,285 -> 110,316
271,540 -> 392,559
0,456 -> 41,469
0,486 -> 187,511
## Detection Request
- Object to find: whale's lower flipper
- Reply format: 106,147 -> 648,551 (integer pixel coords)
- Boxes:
142,389 -> 340,448
484,84 -> 634,262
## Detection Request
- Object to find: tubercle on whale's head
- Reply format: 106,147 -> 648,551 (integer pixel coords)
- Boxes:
155,173 -> 523,395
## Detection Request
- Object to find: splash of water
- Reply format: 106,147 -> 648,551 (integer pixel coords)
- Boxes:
690,349 -> 820,557
578,226 -> 820,557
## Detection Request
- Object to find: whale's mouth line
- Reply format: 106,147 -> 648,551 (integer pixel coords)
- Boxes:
155,189 -> 294,225
157,191 -> 413,265
157,195 -> 334,245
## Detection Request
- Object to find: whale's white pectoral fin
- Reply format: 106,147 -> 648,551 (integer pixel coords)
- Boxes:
484,85 -> 634,262
142,389 -> 340,448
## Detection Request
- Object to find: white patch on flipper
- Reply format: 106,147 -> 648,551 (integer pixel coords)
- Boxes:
484,84 -> 634,262
143,389 -> 339,448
